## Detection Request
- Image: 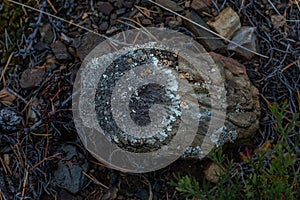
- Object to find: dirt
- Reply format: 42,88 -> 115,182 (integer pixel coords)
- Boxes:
0,0 -> 299,199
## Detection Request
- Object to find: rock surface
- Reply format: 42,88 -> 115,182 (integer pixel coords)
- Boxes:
203,162 -> 224,183
227,26 -> 258,59
185,11 -> 225,51
207,7 -> 241,39
76,32 -> 104,61
271,15 -> 286,29
179,52 -> 260,156
156,0 -> 183,12
98,2 -> 114,15
52,144 -> 89,194
51,41 -> 71,61
209,52 -> 260,140
191,0 -> 211,13
75,32 -> 260,159
20,68 -> 45,89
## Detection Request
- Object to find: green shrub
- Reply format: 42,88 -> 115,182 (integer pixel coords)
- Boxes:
170,101 -> 299,200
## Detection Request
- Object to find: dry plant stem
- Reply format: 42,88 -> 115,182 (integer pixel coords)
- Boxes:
297,90 -> 300,112
134,5 -> 154,19
0,52 -> 14,85
148,0 -> 269,59
82,171 -> 109,190
20,170 -> 29,200
118,17 -> 159,42
0,189 -> 7,200
46,0 -> 57,13
282,60 -> 299,71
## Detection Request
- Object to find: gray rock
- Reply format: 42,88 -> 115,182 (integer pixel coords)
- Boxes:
20,68 -> 45,89
179,52 -> 260,156
185,11 -> 225,51
191,0 -> 211,13
156,0 -> 183,12
76,32 -> 104,61
116,8 -> 126,15
207,7 -> 241,39
0,108 -> 23,132
227,26 -> 258,60
39,24 -> 54,44
209,52 -> 260,140
52,144 -> 89,194
271,14 -> 286,29
51,41 -> 71,60
98,2 -> 114,15
99,21 -> 109,31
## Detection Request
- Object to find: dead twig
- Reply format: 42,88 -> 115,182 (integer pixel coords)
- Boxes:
46,0 -> 57,13
82,171 -> 109,190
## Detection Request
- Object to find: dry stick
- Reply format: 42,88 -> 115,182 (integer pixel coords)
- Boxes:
148,0 -> 269,59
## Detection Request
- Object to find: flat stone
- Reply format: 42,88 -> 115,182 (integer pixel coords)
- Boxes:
142,18 -> 152,25
51,41 -> 71,60
227,26 -> 258,59
116,8 -> 126,15
99,21 -> 109,31
207,7 -> 241,39
203,162 -> 224,183
156,0 -> 183,12
271,14 -> 286,29
99,2 -> 114,15
76,32 -> 104,61
20,68 -> 45,89
39,23 -> 53,44
185,11 -> 225,51
191,0 -> 212,13
123,1 -> 134,8
52,144 -> 89,194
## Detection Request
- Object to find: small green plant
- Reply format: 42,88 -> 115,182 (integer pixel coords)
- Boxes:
169,174 -> 203,199
170,101 -> 299,200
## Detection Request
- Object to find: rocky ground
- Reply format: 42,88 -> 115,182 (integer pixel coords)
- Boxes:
0,0 -> 299,199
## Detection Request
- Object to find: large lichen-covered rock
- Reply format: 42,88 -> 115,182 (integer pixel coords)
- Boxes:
180,52 -> 260,157
74,30 -> 260,160
209,52 -> 260,139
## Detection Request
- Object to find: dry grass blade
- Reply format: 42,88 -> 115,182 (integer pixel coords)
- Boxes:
134,5 -> 154,19
119,17 -> 159,42
148,0 -> 268,59
0,52 -> 14,85
0,189 -> 7,200
82,171 -> 109,190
